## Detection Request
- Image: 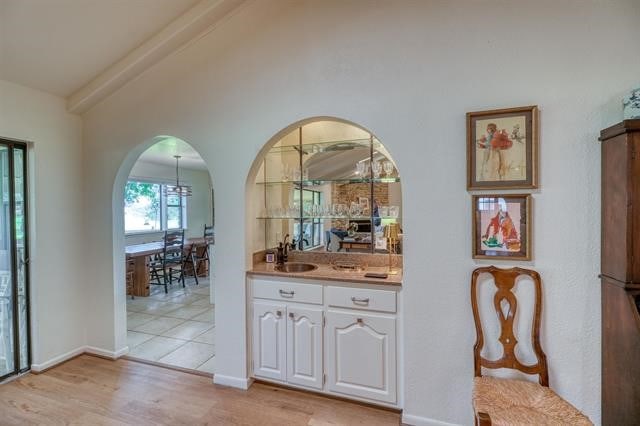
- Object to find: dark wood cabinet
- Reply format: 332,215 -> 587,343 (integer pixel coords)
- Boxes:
600,119 -> 640,425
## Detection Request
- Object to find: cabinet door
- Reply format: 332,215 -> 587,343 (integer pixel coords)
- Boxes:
252,301 -> 286,381
325,310 -> 396,404
286,306 -> 323,389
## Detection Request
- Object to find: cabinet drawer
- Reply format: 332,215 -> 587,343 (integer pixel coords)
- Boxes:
326,286 -> 396,313
252,279 -> 323,305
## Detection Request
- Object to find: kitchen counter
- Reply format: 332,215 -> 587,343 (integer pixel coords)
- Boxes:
248,261 -> 402,286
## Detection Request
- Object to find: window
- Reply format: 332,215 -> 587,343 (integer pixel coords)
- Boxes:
124,180 -> 186,232
293,188 -> 323,249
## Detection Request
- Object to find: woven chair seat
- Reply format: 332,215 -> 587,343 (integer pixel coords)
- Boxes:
473,376 -> 592,426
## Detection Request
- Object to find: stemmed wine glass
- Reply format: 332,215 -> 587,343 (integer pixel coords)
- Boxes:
372,161 -> 382,179
383,161 -> 394,177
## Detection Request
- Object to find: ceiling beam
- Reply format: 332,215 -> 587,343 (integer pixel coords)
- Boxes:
67,0 -> 246,114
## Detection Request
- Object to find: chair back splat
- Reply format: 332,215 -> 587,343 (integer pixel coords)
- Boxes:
471,266 -> 549,387
203,225 -> 214,244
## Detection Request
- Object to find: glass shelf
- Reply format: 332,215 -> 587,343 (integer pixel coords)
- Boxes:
266,138 -> 376,154
255,177 -> 401,185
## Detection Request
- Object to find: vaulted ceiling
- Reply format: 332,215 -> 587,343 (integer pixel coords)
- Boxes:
0,0 -> 245,113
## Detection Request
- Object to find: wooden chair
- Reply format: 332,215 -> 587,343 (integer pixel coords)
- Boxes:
149,229 -> 186,293
471,266 -> 592,426
186,225 -> 214,285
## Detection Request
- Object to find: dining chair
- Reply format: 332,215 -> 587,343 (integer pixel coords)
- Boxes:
187,225 -> 214,285
149,229 -> 186,293
470,266 -> 592,425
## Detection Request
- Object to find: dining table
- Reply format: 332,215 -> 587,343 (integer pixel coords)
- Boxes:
125,237 -> 208,297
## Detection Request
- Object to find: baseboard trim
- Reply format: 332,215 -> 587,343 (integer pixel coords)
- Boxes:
31,346 -> 86,373
31,346 -> 129,373
86,346 -> 129,359
402,413 -> 461,426
213,373 -> 252,390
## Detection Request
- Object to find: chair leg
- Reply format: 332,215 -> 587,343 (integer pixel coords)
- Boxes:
191,252 -> 199,286
163,268 -> 168,294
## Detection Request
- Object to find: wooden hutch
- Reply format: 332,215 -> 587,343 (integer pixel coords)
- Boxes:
600,119 -> 640,425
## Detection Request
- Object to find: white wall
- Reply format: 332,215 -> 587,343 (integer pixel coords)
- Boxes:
125,160 -> 213,244
81,1 -> 640,424
0,79 -> 85,367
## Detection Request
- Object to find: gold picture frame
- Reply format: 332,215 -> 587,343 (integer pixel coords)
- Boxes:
467,105 -> 538,190
472,194 -> 532,260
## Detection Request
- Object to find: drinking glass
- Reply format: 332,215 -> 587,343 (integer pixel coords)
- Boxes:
372,161 -> 382,178
350,202 -> 362,218
281,164 -> 290,182
383,161 -> 394,177
335,203 -> 347,217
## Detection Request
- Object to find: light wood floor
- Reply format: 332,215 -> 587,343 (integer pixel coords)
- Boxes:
0,355 -> 401,425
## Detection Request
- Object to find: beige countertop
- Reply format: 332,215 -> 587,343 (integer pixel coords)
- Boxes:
248,262 -> 402,286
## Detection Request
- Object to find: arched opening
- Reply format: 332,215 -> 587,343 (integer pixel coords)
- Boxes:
113,136 -> 215,374
243,117 -> 404,407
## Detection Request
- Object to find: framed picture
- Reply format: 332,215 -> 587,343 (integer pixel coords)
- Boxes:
472,194 -> 531,260
358,197 -> 369,209
467,105 -> 538,190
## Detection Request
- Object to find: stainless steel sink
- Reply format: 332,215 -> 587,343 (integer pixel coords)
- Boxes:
275,263 -> 318,273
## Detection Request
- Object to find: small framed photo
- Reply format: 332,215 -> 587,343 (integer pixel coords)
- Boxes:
358,197 -> 369,209
467,105 -> 538,190
472,194 -> 531,260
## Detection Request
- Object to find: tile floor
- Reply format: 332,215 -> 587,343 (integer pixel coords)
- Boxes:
126,276 -> 215,374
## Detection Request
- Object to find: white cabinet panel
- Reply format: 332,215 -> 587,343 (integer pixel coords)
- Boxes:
252,278 -> 323,305
326,310 -> 396,404
286,306 -> 323,389
252,301 -> 286,381
326,286 -> 397,313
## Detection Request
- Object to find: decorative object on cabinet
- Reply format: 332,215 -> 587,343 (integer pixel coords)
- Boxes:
472,194 -> 531,260
384,223 -> 400,274
470,266 -> 592,426
467,105 -> 538,190
623,87 -> 640,119
599,119 -> 640,425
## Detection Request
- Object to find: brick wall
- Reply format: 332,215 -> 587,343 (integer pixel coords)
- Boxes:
330,182 -> 389,229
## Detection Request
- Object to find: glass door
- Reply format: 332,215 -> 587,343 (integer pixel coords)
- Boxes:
0,140 -> 30,381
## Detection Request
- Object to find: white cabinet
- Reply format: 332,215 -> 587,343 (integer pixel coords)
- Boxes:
325,310 -> 397,404
286,306 -> 323,389
250,277 -> 399,407
252,301 -> 286,381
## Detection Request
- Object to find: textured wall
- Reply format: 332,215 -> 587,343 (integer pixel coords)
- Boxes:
81,1 -> 640,424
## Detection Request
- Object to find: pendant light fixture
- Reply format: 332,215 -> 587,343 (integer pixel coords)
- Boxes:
165,155 -> 192,197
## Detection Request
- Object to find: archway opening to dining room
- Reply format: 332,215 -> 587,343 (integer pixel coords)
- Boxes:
121,136 -> 216,374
